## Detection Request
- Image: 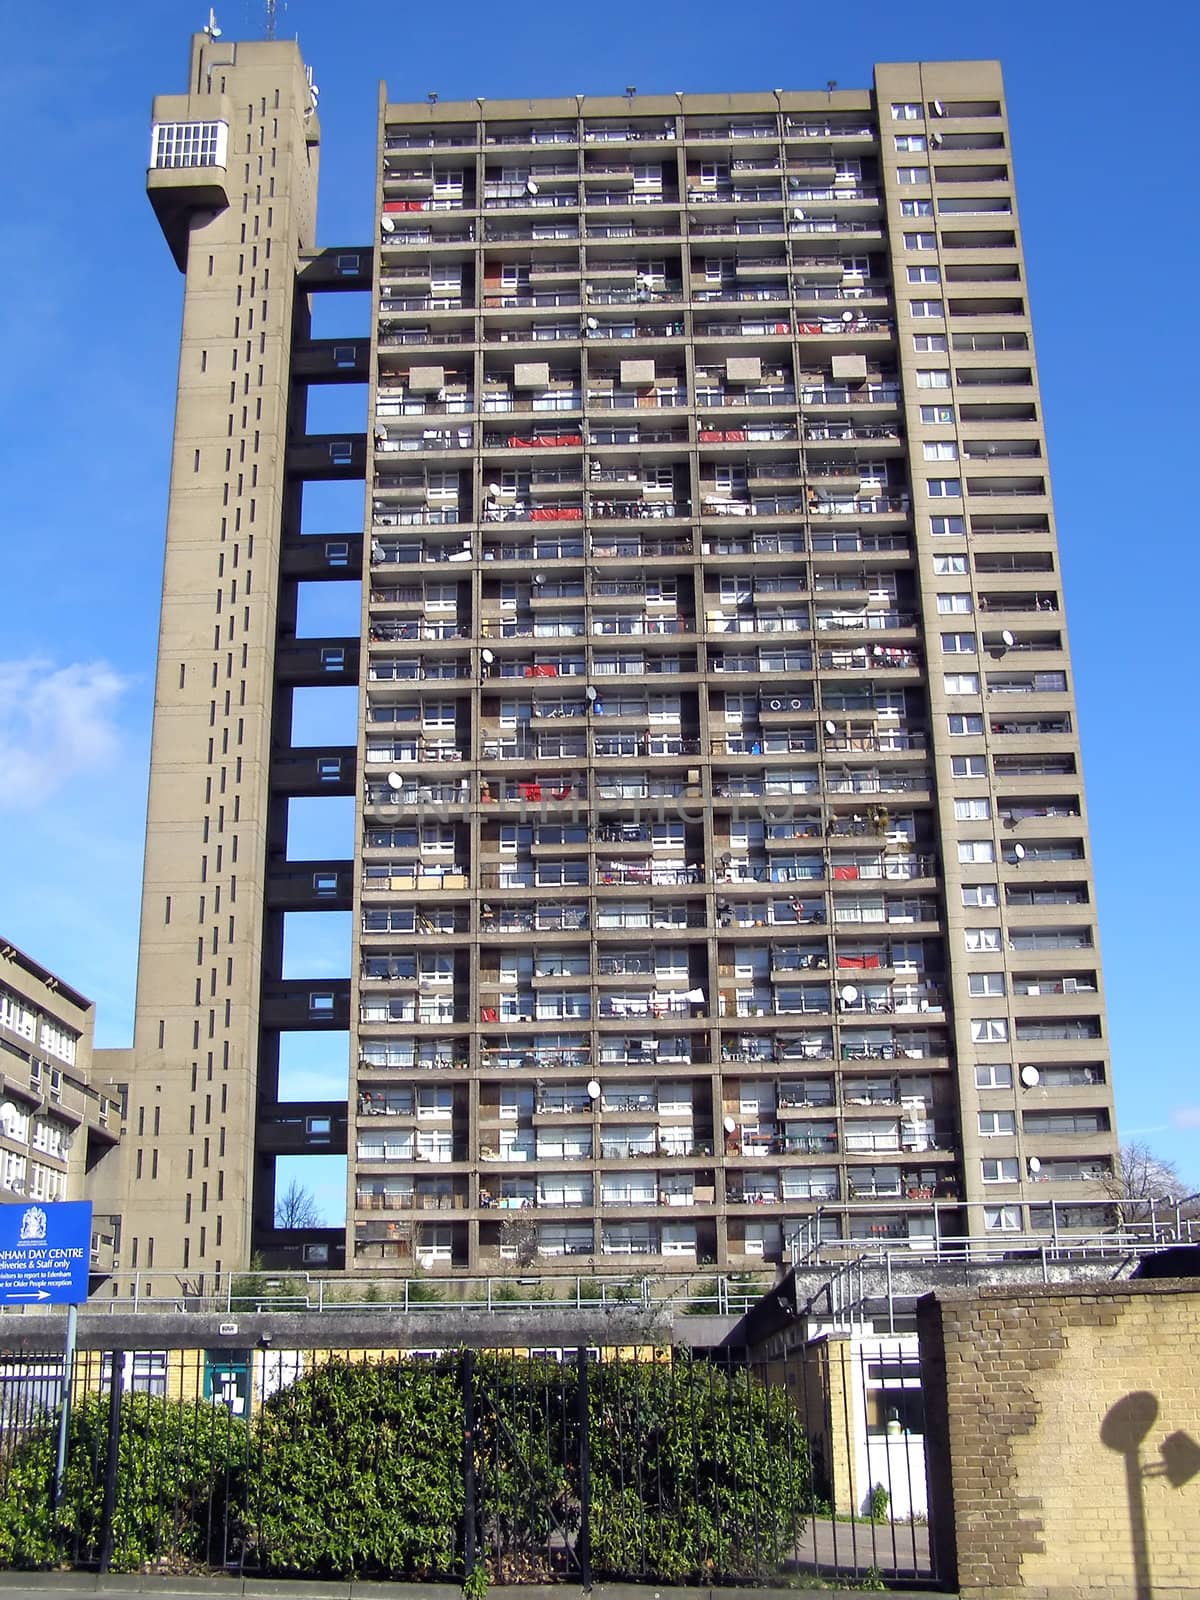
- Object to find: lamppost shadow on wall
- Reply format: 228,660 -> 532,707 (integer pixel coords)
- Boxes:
1100,1392 -> 1200,1600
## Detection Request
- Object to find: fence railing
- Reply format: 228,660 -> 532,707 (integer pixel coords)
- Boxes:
0,1339 -> 935,1586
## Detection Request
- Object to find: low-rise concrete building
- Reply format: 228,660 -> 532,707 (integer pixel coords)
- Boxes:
0,939 -> 125,1276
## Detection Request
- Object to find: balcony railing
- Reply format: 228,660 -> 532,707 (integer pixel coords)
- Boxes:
596,862 -> 704,885
364,780 -> 469,807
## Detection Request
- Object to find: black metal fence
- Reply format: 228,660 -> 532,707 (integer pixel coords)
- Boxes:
0,1341 -> 934,1586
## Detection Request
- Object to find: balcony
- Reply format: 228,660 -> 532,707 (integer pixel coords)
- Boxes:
479,904 -> 590,934
481,502 -> 585,524
587,497 -> 689,520
363,779 -> 470,809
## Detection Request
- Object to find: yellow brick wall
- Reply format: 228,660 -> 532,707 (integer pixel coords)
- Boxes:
919,1281 -> 1200,1599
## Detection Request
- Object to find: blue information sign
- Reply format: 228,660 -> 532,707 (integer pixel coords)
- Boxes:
0,1200 -> 93,1305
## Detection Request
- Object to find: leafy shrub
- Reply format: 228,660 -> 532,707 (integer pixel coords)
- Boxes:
588,1355 -> 811,1579
247,1355 -> 463,1578
0,1393 -> 247,1572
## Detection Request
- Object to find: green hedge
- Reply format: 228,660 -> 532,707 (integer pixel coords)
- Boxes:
0,1392 -> 247,1571
0,1354 -> 811,1582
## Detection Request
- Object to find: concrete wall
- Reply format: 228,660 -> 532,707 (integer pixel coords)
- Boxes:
919,1280 -> 1200,1599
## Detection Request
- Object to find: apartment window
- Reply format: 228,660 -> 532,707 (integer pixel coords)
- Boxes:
981,1158 -> 1019,1183
895,135 -> 928,152
959,840 -> 995,864
904,231 -> 937,250
968,972 -> 1006,996
30,1163 -> 64,1202
925,442 -> 960,463
945,673 -> 981,695
39,1020 -> 78,1067
947,713 -> 984,735
0,988 -> 37,1040
897,167 -> 930,185
951,755 -> 987,777
900,199 -> 934,216
955,798 -> 991,821
916,368 -> 950,389
934,556 -> 967,577
891,103 -> 922,119
975,1062 -> 1013,1089
913,334 -> 948,352
972,1018 -> 1010,1043
921,404 -> 955,424
930,515 -> 965,535
979,1110 -> 1016,1136
942,633 -> 977,654
150,120 -> 228,169
928,478 -> 962,497
0,1103 -> 29,1142
984,1206 -> 1021,1231
962,883 -> 999,907
908,265 -> 941,283
1024,1110 -> 1111,1137
965,926 -> 1002,952
911,299 -> 945,318
937,592 -> 973,614
1,1149 -> 27,1194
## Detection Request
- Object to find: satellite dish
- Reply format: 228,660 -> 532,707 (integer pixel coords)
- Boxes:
841,310 -> 854,323
1013,843 -> 1026,860
380,215 -> 396,233
792,208 -> 806,221
932,99 -> 945,116
1028,1156 -> 1042,1173
586,316 -> 599,331
532,572 -> 546,585
481,648 -> 495,663
824,719 -> 837,735
526,178 -> 540,194
487,483 -> 501,498
585,685 -> 598,700
386,771 -> 405,789
203,7 -> 222,39
586,1079 -> 601,1099
1020,1065 -> 1041,1087
840,984 -> 859,1004
723,1115 -> 737,1134
1001,629 -> 1015,647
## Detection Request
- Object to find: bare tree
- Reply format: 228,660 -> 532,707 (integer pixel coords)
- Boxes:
274,1179 -> 324,1230
1105,1141 -> 1186,1225
499,1212 -> 539,1268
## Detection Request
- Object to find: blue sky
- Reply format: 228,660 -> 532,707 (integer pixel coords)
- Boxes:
2,0 -> 1197,1219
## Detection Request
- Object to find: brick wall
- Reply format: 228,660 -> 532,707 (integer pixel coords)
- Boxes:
918,1281 -> 1200,1599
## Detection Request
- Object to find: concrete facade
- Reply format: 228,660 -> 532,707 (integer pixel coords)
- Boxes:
919,1281 -> 1200,1599
104,35 -> 1119,1287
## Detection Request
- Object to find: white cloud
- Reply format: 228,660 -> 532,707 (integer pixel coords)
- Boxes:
0,657 -> 132,808
1171,1107 -> 1200,1130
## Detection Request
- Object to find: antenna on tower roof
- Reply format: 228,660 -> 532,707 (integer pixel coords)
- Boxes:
265,0 -> 277,39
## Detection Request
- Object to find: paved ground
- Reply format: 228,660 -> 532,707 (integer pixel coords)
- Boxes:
0,1522 -> 937,1598
796,1515 -> 932,1577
